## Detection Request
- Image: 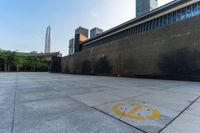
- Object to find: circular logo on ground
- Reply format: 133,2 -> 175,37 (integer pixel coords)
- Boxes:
112,103 -> 160,120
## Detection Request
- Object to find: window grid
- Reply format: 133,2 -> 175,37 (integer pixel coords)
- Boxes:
83,2 -> 200,49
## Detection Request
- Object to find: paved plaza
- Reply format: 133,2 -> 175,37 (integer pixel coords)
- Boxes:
0,73 -> 200,133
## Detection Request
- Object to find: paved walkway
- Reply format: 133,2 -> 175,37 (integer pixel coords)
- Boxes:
0,73 -> 200,133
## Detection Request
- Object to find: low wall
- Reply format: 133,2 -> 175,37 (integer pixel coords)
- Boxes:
61,15 -> 200,80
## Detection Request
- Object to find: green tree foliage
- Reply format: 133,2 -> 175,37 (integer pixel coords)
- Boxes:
0,49 -> 50,72
14,54 -> 28,72
0,50 -> 14,71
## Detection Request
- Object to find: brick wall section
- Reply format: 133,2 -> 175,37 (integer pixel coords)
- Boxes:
61,15 -> 200,78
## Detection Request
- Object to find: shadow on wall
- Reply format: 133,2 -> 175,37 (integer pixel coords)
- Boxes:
94,57 -> 112,75
64,62 -> 70,73
159,48 -> 200,76
82,60 -> 92,75
81,57 -> 112,75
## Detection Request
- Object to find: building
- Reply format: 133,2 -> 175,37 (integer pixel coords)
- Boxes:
75,26 -> 89,38
136,0 -> 158,17
45,26 -> 51,53
81,0 -> 200,50
69,38 -> 75,55
61,0 -> 200,79
90,27 -> 104,39
74,27 -> 89,52
74,34 -> 88,52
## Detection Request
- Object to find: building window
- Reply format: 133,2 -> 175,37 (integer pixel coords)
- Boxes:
82,2 -> 200,49
181,8 -> 187,20
159,16 -> 164,27
186,6 -> 192,18
176,9 -> 182,21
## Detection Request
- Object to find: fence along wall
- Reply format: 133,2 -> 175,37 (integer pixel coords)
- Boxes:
61,15 -> 200,79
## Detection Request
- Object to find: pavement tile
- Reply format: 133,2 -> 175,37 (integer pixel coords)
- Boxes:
197,99 -> 200,103
14,97 -> 86,122
16,83 -> 42,91
166,85 -> 200,96
0,106 -> 13,133
147,90 -> 198,102
103,88 -> 148,99
125,87 -> 160,94
0,89 -> 14,96
17,86 -> 55,94
71,92 -> 124,107
16,89 -> 66,102
0,93 -> 14,106
96,99 -> 179,133
131,94 -> 192,112
14,98 -> 142,133
1,73 -> 200,133
185,102 -> 200,117
161,113 -> 200,133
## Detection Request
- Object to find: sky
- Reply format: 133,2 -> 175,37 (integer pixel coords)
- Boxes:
0,0 -> 173,56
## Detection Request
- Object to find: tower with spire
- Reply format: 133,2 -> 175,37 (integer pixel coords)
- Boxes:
45,26 -> 51,53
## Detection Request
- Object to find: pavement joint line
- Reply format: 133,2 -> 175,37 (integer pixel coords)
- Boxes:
68,95 -> 148,133
92,107 -> 148,133
158,95 -> 200,133
11,73 -> 18,133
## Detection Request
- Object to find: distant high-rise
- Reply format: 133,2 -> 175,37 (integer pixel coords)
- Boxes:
45,26 -> 51,53
90,27 -> 103,39
136,0 -> 158,17
74,26 -> 89,52
75,27 -> 89,38
69,38 -> 75,55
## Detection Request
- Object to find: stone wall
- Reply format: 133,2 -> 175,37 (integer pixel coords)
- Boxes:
61,15 -> 200,79
51,57 -> 61,73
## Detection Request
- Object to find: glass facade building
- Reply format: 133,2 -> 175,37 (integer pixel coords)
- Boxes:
68,38 -> 75,55
75,27 -> 89,38
81,1 -> 200,50
74,27 -> 89,52
136,0 -> 158,17
90,27 -> 104,39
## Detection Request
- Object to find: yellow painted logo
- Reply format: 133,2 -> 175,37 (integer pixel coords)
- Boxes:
112,103 -> 160,120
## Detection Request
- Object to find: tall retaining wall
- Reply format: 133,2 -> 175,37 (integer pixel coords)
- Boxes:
61,16 -> 200,79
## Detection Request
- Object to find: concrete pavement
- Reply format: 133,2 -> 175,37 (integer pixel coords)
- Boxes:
0,73 -> 200,133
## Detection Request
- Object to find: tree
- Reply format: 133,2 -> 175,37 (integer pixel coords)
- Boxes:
14,54 -> 28,72
27,56 -> 39,72
8,51 -> 16,71
0,50 -> 11,71
0,49 -> 50,72
0,50 -> 6,71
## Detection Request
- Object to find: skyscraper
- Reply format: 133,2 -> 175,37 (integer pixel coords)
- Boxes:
74,26 -> 89,52
45,26 -> 51,53
69,38 -> 75,55
136,0 -> 158,17
75,27 -> 89,38
90,27 -> 103,39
